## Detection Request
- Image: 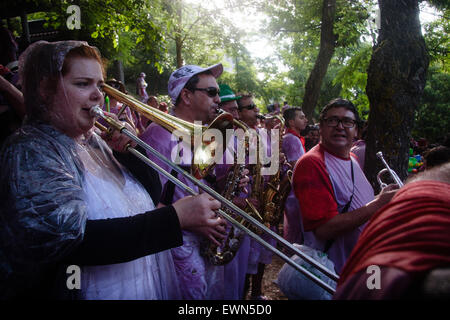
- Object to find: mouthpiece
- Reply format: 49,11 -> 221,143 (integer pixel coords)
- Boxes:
89,105 -> 103,118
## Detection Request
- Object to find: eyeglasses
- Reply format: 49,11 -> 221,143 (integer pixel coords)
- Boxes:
192,87 -> 220,97
239,103 -> 256,110
323,116 -> 356,128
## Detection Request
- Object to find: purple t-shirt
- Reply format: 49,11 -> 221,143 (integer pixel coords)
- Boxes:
140,122 -> 224,300
295,145 -> 374,273
282,133 -> 305,162
281,133 -> 305,245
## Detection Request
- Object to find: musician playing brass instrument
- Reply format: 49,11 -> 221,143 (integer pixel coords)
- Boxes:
140,66 -> 253,300
237,93 -> 288,300
0,41 -> 225,300
260,113 -> 292,228
203,83 -> 253,299
292,98 -> 399,275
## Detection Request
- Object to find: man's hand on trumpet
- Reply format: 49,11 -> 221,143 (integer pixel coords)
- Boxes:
172,193 -> 227,246
372,183 -> 399,210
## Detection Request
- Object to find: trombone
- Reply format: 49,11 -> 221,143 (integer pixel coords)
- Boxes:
95,86 -> 339,294
102,83 -> 234,179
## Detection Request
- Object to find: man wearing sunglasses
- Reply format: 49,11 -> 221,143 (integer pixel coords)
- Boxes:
139,63 -> 236,300
291,98 -> 399,277
236,93 -> 278,300
212,83 -> 257,300
237,94 -> 259,129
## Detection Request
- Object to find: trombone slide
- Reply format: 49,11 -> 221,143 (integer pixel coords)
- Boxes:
91,105 -> 339,294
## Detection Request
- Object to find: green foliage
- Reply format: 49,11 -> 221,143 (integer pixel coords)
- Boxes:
412,9 -> 449,144
413,66 -> 450,144
423,14 -> 450,71
426,0 -> 450,11
13,0 -> 446,126
258,0 -> 373,115
333,44 -> 372,119
334,0 -> 371,47
29,0 -> 167,72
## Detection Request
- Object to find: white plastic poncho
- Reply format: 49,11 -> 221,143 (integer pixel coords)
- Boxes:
0,121 -> 181,299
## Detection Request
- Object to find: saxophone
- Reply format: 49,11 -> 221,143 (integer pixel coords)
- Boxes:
241,125 -> 265,233
201,114 -> 261,265
201,153 -> 246,265
260,114 -> 292,227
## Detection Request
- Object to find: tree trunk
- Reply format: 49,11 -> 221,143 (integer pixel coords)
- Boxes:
365,0 -> 429,192
175,0 -> 183,68
176,36 -> 183,68
111,60 -> 125,84
301,0 -> 337,120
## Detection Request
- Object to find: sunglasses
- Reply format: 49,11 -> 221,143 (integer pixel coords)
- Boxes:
192,87 -> 220,97
239,103 -> 256,110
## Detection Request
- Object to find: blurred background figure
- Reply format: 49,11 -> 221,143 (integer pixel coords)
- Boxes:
350,121 -> 367,170
301,124 -> 319,152
158,101 -> 168,113
136,71 -> 149,103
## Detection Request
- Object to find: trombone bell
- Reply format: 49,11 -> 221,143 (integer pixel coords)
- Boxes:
102,83 -> 233,179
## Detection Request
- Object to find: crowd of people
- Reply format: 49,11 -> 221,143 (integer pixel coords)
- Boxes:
0,38 -> 449,301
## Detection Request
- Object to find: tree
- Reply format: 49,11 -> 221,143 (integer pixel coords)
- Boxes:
38,0 -> 166,68
365,0 -> 429,190
413,66 -> 450,144
333,44 -> 373,119
260,0 -> 371,119
301,0 -> 337,120
158,0 -> 241,69
412,8 -> 449,144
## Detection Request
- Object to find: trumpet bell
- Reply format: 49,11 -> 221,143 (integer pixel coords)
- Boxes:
376,151 -> 404,188
377,168 -> 391,189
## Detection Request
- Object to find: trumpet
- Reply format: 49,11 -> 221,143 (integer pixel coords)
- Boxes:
376,151 -> 404,188
91,100 -> 339,294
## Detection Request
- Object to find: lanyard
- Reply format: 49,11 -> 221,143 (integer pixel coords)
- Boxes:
341,160 -> 354,213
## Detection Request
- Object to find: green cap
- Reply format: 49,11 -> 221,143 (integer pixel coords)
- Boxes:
219,84 -> 241,102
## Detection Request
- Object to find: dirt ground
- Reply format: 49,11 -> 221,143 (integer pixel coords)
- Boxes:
260,254 -> 288,300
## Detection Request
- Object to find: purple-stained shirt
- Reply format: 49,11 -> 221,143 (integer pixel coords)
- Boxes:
140,122 -> 224,300
281,132 -> 306,245
350,140 -> 366,170
215,132 -> 251,299
300,149 -> 374,274
282,132 -> 305,162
